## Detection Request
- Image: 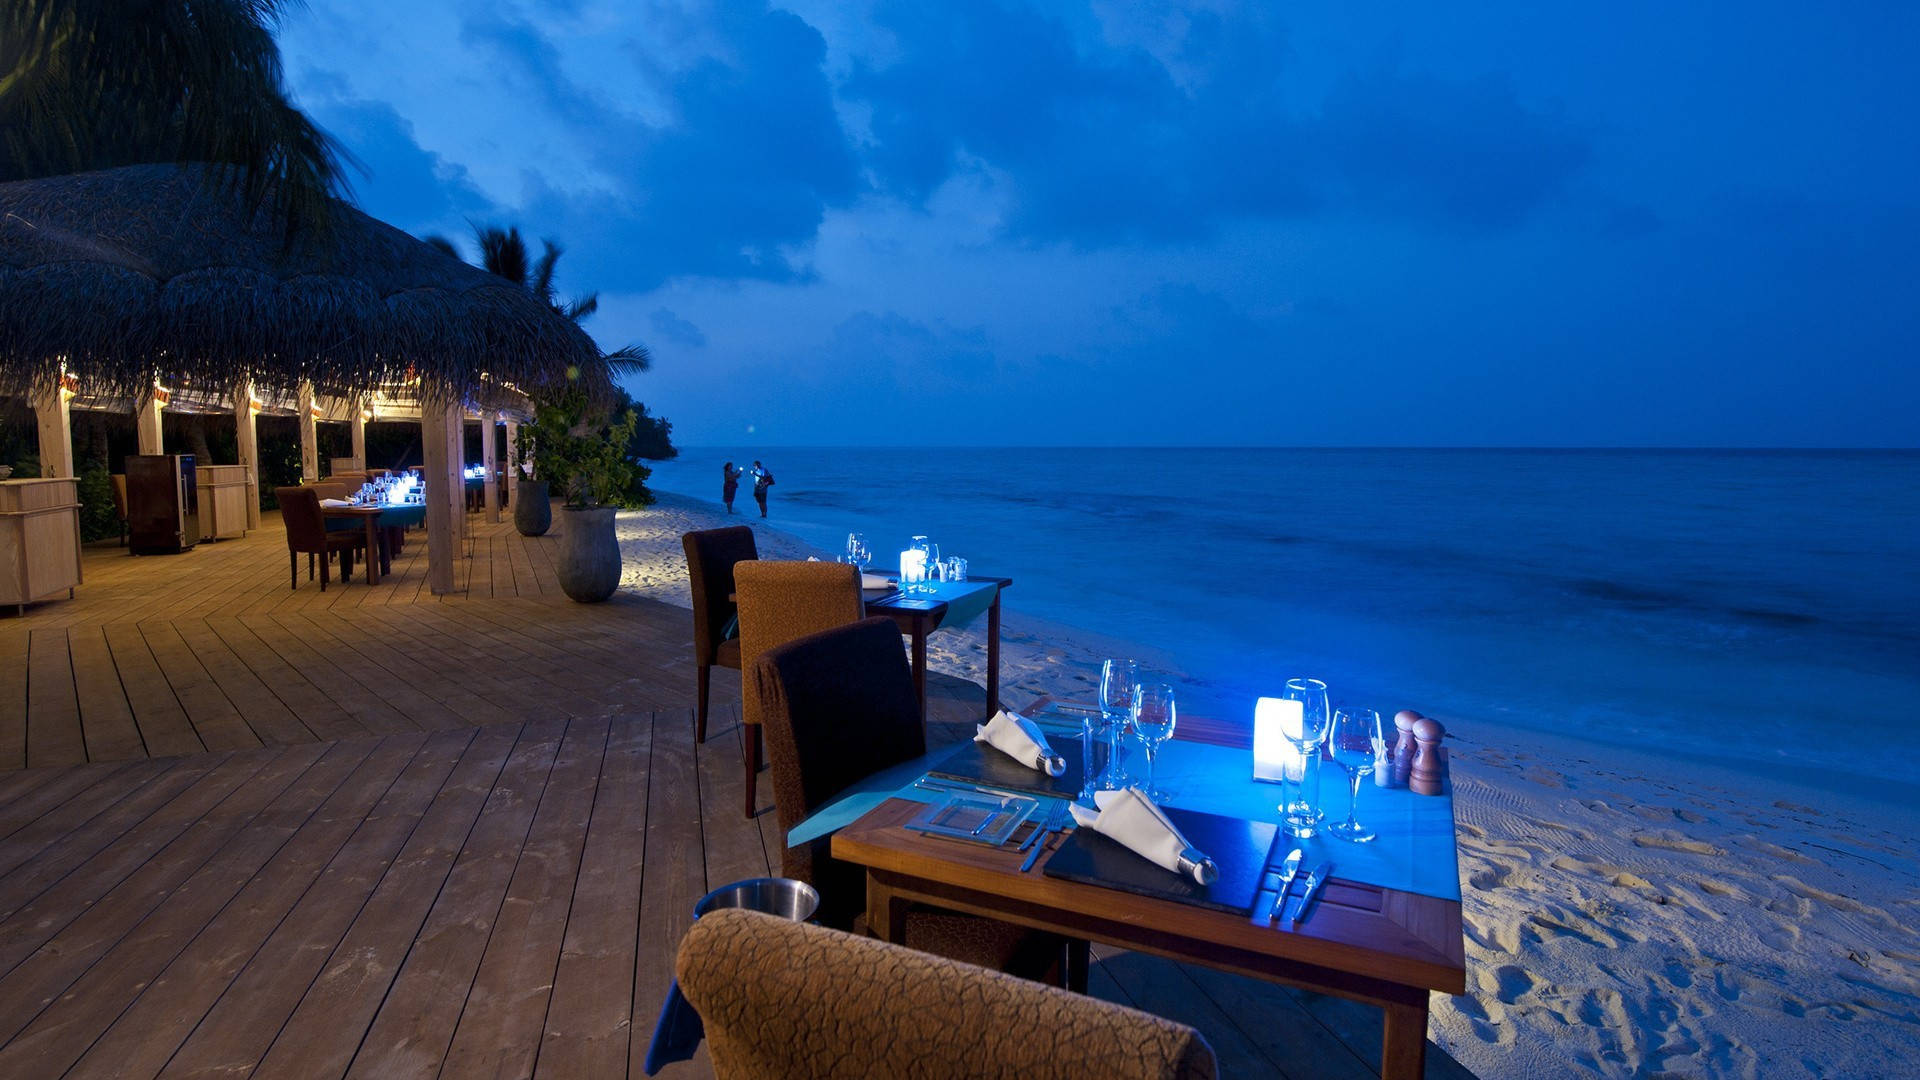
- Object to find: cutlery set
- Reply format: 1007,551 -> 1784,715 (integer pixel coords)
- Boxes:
1267,848 -> 1334,926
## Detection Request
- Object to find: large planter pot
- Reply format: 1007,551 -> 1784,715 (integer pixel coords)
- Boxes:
514,480 -> 551,536
557,506 -> 621,603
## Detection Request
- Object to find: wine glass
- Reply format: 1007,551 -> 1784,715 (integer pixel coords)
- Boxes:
1130,683 -> 1177,802
1280,677 -> 1331,837
1096,658 -> 1137,789
1328,708 -> 1382,843
845,532 -> 870,571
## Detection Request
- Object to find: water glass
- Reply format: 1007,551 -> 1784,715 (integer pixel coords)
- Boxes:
1130,683 -> 1177,802
1280,677 -> 1330,837
945,556 -> 967,582
1095,658 -> 1137,789
1328,708 -> 1382,843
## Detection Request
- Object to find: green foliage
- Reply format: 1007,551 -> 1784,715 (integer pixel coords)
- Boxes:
75,463 -> 119,542
612,387 -> 677,460
519,386 -> 651,509
0,0 -> 354,232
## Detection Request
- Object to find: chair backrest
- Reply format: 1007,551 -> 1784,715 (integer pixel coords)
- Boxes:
751,617 -> 923,927
678,909 -> 1218,1080
682,526 -> 759,666
735,560 -> 865,730
109,474 -> 128,520
306,481 -> 352,500
276,486 -> 326,552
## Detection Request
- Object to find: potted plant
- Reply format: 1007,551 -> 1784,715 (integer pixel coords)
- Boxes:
510,426 -> 552,537
522,386 -> 640,602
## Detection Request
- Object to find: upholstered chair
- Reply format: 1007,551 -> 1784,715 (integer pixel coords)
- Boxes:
681,526 -> 758,744
732,559 -> 865,818
275,486 -> 365,590
678,908 -> 1218,1080
752,617 -> 1082,987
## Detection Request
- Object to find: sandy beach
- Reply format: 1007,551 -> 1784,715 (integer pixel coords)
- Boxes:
618,493 -> 1920,1079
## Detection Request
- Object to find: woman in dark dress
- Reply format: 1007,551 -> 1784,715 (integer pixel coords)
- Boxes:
721,462 -> 742,513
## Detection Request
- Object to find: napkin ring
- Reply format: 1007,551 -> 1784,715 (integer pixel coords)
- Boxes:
1176,848 -> 1219,885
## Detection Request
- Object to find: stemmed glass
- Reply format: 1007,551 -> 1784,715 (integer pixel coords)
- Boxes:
845,532 -> 870,571
1328,708 -> 1382,843
1281,677 -> 1330,837
1130,683 -> 1177,802
1095,658 -> 1137,790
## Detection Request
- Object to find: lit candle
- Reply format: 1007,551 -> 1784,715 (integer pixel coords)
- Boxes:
900,550 -> 926,584
1253,697 -> 1305,782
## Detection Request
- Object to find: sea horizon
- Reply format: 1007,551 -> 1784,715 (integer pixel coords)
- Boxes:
645,446 -> 1920,804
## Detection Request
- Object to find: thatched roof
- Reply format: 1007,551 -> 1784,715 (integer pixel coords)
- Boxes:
0,164 -> 603,402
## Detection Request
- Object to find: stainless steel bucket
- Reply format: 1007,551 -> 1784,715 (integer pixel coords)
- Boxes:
692,877 -> 820,922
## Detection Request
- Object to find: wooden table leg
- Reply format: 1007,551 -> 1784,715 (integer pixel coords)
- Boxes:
985,589 -> 1002,720
866,874 -> 908,944
1380,996 -> 1429,1079
362,518 -> 381,585
378,527 -> 394,576
911,625 -> 928,721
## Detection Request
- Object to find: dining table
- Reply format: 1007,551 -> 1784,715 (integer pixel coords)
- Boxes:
320,501 -> 427,585
862,574 -> 1010,723
821,699 -> 1467,1080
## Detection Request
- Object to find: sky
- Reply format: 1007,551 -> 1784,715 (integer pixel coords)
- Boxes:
276,1 -> 1920,448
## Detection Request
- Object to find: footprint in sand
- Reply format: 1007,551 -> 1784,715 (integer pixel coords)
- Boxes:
1773,799 -> 1821,815
1632,831 -> 1726,856
1523,766 -> 1565,788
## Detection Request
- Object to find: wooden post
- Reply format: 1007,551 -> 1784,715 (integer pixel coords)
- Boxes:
30,374 -> 74,479
480,413 -> 500,523
235,381 -> 261,529
504,419 -> 520,509
420,384 -> 461,595
135,386 -> 165,454
350,394 -> 367,468
297,380 -> 319,481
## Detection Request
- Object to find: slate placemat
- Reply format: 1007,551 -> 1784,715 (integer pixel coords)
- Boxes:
1043,805 -> 1278,916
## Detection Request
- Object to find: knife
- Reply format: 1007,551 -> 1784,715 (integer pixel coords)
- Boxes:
1020,803 -> 1067,872
1288,860 -> 1335,925
1016,800 -> 1058,853
1266,848 -> 1304,923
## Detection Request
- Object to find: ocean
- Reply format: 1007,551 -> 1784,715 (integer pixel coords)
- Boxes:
644,448 -> 1920,794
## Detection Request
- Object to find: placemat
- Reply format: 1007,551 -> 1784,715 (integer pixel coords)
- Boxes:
1043,806 -> 1276,916
927,735 -> 1086,799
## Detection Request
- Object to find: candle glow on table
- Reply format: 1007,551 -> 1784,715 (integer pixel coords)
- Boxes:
900,549 -> 927,584
1253,696 -> 1306,782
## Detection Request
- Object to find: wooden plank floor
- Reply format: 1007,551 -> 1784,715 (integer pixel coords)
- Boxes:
0,506 -> 1476,1079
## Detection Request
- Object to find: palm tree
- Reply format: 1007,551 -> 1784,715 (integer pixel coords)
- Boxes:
0,0 -> 352,228
431,224 -> 650,375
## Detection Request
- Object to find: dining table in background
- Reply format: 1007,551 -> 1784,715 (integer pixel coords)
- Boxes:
827,700 -> 1466,1080
862,574 -> 1011,722
320,502 -> 427,585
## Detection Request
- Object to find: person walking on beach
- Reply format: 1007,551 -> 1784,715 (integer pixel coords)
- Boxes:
750,460 -> 774,518
721,461 -> 743,513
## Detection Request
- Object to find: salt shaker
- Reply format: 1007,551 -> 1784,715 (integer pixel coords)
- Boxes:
1391,710 -> 1420,788
1408,716 -> 1447,796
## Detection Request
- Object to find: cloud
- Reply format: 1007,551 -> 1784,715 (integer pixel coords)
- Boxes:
299,81 -> 495,232
649,307 -> 707,349
457,2 -> 861,290
1308,70 -> 1591,229
844,1 -> 1587,244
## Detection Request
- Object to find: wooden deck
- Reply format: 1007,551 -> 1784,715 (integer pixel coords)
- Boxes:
0,509 -> 1475,1079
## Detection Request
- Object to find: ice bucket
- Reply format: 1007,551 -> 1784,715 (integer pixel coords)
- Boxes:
692,877 -> 820,922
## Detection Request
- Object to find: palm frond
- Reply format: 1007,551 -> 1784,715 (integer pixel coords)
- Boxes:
602,343 -> 652,375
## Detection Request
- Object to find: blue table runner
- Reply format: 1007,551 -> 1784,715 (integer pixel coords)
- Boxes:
788,711 -> 1461,902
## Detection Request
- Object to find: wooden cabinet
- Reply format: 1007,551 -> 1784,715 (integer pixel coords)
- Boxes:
0,478 -> 82,613
198,464 -> 250,540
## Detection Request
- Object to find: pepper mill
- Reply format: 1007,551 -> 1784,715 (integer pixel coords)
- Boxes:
1391,710 -> 1421,787
1409,716 -> 1446,796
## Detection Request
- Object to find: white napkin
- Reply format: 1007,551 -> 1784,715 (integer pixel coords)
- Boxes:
1068,788 -> 1218,885
861,573 -> 892,590
319,498 -> 350,508
975,710 -> 1066,776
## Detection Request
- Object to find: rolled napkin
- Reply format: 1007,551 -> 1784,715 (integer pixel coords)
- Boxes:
319,498 -> 351,508
974,709 -> 1067,776
1068,788 -> 1219,885
861,572 -> 892,589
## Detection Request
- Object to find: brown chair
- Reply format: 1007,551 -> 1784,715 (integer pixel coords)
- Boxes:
734,559 -> 865,818
753,616 -> 1082,987
109,473 -> 129,547
682,526 -> 758,746
679,909 -> 1216,1080
274,486 -> 365,590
